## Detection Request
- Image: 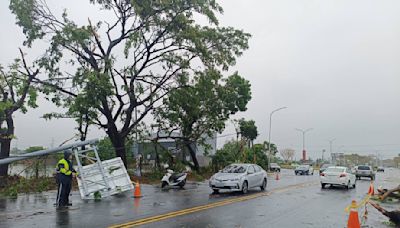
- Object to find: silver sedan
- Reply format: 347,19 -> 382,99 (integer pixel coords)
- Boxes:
209,163 -> 268,194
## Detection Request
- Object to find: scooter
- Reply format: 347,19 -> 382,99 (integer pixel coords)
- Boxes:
161,168 -> 187,188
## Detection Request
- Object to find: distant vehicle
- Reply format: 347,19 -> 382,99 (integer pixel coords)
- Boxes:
209,163 -> 267,194
377,167 -> 385,172
320,166 -> 356,189
270,163 -> 281,172
319,164 -> 334,174
295,165 -> 314,175
355,165 -> 375,180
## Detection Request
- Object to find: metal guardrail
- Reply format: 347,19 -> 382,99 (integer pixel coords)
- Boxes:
0,139 -> 99,165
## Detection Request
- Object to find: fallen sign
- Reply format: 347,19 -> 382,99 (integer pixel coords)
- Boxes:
72,143 -> 134,200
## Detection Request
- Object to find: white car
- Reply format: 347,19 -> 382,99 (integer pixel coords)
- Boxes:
320,166 -> 356,189
209,163 -> 267,194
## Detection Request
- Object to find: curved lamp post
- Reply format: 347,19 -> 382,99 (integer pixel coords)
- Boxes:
268,106 -> 287,170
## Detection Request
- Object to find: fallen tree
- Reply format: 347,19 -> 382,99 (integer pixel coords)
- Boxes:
377,185 -> 400,201
369,201 -> 400,226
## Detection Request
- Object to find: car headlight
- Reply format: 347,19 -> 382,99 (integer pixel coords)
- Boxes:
230,177 -> 240,181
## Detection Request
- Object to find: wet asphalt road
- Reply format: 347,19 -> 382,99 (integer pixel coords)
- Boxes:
1,168 -> 399,228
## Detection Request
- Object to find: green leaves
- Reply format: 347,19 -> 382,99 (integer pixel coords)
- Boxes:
155,69 -> 251,153
0,60 -> 39,116
8,0 -> 252,166
9,0 -> 45,47
238,118 -> 258,142
221,72 -> 252,113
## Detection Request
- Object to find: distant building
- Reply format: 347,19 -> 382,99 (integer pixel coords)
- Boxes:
134,132 -> 217,167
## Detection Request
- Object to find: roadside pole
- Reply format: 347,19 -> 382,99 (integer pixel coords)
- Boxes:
268,107 -> 287,170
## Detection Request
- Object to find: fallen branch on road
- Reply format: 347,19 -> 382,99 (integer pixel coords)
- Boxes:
379,185 -> 400,201
369,201 -> 400,226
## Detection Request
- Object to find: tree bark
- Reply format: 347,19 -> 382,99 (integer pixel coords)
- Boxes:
0,138 -> 12,177
185,140 -> 199,171
380,185 -> 400,201
153,141 -> 160,170
107,129 -> 127,168
370,201 -> 400,226
0,115 -> 14,177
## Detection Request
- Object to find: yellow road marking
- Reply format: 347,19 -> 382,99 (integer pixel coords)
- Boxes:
109,181 -> 318,228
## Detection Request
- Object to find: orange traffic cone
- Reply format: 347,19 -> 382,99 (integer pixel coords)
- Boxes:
368,182 -> 374,196
275,172 -> 280,180
133,181 -> 142,198
347,200 -> 361,228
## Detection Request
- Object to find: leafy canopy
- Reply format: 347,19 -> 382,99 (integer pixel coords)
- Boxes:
9,0 -> 251,141
154,69 -> 251,147
238,118 -> 258,142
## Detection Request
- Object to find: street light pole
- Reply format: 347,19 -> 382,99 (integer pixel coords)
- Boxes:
295,128 -> 313,161
328,138 -> 336,162
268,106 -> 287,170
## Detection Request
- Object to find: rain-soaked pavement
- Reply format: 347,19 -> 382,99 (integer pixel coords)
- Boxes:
1,168 -> 399,228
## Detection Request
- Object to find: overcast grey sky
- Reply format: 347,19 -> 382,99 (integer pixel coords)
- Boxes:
1,0 -> 399,160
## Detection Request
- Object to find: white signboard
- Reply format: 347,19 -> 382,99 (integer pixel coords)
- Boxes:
76,157 -> 134,200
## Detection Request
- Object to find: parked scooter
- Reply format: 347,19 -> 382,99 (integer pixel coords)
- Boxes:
161,165 -> 187,188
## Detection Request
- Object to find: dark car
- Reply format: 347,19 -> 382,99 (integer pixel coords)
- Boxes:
295,165 -> 314,175
377,167 -> 385,172
319,164 -> 333,174
355,165 -> 375,180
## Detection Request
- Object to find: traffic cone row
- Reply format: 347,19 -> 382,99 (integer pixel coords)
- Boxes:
347,200 -> 361,228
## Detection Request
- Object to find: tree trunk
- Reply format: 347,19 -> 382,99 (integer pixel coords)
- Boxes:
0,138 -> 11,177
107,129 -> 127,168
370,201 -> 400,226
0,115 -> 14,177
185,140 -> 199,171
380,185 -> 400,201
153,141 -> 160,170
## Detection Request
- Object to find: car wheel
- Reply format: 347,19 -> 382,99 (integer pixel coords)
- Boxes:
321,183 -> 325,189
352,181 -> 356,189
260,178 -> 267,191
306,171 -> 309,175
345,181 -> 350,190
212,189 -> 219,194
371,176 -> 375,180
242,181 -> 248,194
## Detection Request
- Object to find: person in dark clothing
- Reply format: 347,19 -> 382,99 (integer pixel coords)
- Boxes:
56,150 -> 78,208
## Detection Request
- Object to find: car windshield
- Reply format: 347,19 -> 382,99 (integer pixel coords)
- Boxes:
321,164 -> 332,169
271,163 -> 278,166
357,166 -> 371,170
325,167 -> 345,173
221,165 -> 247,173
298,165 -> 308,169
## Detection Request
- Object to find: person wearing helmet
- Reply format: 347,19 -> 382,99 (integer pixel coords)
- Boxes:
55,150 -> 78,208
